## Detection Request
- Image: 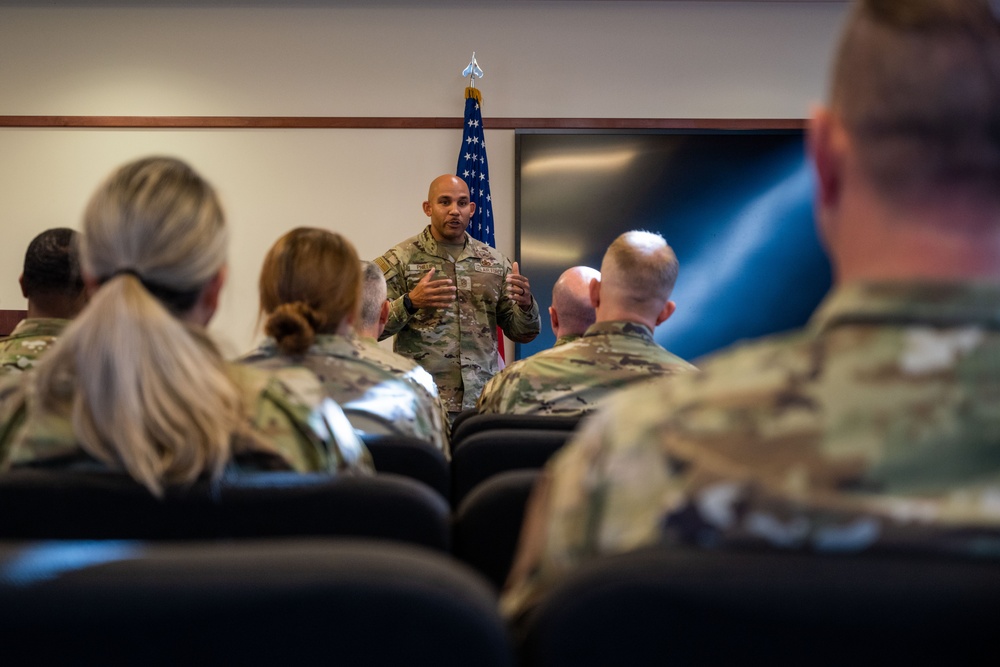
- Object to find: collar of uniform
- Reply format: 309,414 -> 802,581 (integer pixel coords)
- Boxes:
552,334 -> 582,347
308,333 -> 358,357
251,333 -> 356,358
416,225 -> 476,261
809,281 -> 1000,334
6,318 -> 70,340
581,320 -> 656,342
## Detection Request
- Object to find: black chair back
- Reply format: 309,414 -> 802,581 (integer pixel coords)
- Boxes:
452,469 -> 539,590
0,538 -> 514,666
518,546 -> 1000,667
362,433 -> 450,499
450,412 -> 582,449
0,469 -> 450,550
451,428 -> 570,506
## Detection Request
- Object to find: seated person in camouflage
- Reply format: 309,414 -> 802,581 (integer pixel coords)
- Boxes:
241,228 -> 449,455
0,228 -> 86,375
348,260 -> 451,453
502,0 -> 1000,619
477,231 -> 696,417
375,174 -> 540,416
0,157 -> 370,495
548,266 -> 600,348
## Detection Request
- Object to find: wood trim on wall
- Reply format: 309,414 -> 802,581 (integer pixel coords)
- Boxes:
0,116 -> 806,130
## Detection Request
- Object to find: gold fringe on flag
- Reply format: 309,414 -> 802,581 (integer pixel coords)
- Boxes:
465,87 -> 483,104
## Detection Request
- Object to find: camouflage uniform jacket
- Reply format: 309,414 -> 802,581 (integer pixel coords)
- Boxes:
502,282 -> 1000,617
0,363 -> 372,476
552,334 -> 581,348
351,335 -> 452,454
0,318 -> 68,376
241,334 -> 448,455
375,226 -> 540,412
477,321 -> 697,417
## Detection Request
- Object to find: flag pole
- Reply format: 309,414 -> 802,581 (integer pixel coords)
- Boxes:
457,52 -> 504,364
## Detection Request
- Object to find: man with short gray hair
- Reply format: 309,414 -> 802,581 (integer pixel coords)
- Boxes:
349,260 -> 451,453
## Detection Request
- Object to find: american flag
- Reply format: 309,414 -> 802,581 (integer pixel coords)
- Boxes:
456,87 -> 494,246
456,85 -> 504,364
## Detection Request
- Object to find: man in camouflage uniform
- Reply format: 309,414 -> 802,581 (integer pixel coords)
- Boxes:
477,232 -> 695,416
375,174 -> 540,415
0,228 -> 86,375
503,0 -> 1000,619
350,260 -> 451,454
548,266 -> 600,348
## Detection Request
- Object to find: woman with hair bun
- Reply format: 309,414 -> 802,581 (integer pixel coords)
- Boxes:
0,157 -> 370,495
241,227 -> 448,454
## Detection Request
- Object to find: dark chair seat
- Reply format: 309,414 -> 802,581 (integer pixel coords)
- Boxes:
0,469 -> 450,551
518,546 -> 1000,667
452,469 -> 540,590
362,433 -> 450,499
451,429 -> 570,506
450,412 -> 582,449
0,538 -> 514,666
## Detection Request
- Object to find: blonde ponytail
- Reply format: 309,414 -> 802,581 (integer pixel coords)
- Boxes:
30,157 -> 246,497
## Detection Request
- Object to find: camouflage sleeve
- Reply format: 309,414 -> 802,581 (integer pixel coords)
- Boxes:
0,376 -> 27,469
497,259 -> 541,344
500,400 -> 672,619
239,365 -> 374,475
475,360 -> 518,415
375,250 -> 414,340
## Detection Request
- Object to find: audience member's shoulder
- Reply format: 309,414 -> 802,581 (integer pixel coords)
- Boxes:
229,362 -> 327,421
603,328 -> 818,418
0,372 -> 27,442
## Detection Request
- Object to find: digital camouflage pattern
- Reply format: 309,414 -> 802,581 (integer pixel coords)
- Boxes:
552,334 -> 582,348
502,282 -> 1000,617
0,318 -> 68,376
477,321 -> 697,416
0,362 -> 372,476
241,333 -> 449,455
350,334 -> 452,455
375,226 -> 540,412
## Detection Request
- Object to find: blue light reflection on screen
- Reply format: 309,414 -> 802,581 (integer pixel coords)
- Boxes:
516,130 -> 832,362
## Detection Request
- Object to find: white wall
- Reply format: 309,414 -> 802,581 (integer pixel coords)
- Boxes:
0,1 -> 848,353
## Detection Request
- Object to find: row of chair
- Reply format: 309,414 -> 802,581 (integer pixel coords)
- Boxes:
367,410 -> 582,506
2,537 -> 996,666
0,465 -> 535,590
0,413 -> 580,590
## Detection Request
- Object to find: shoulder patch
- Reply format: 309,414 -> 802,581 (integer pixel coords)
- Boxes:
374,254 -> 402,278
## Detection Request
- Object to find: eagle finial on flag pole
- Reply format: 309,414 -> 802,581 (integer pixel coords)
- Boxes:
462,52 -> 484,88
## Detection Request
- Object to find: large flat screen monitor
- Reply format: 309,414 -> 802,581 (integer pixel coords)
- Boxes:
515,129 -> 832,362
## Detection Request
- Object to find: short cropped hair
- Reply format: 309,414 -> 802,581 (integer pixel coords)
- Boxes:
21,227 -> 84,299
831,0 -> 1000,202
600,231 -> 679,308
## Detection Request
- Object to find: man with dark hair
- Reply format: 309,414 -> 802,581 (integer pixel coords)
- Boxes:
477,232 -> 695,416
375,174 -> 540,418
503,0 -> 1000,618
0,228 -> 85,374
